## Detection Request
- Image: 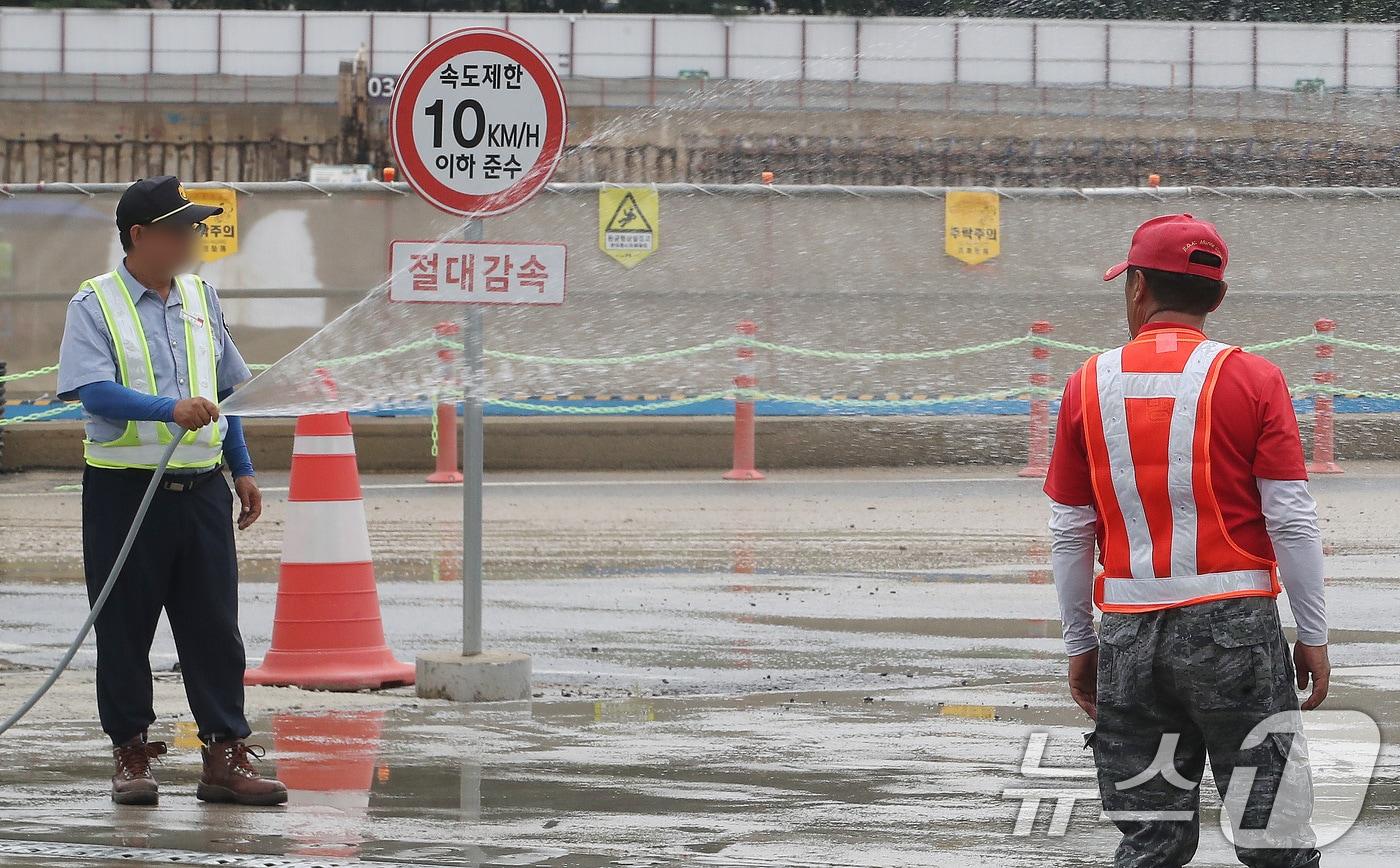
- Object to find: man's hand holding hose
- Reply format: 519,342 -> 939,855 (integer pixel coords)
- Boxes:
173,396 -> 220,430
173,397 -> 261,530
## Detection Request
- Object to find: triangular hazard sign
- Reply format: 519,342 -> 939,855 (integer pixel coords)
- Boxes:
605,192 -> 653,234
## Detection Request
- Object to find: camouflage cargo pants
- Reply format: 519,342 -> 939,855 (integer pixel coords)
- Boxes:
1093,596 -> 1321,868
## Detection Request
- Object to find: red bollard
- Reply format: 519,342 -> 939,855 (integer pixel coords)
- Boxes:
427,322 -> 464,484
723,321 -> 766,481
1019,321 -> 1054,478
1307,318 -> 1343,475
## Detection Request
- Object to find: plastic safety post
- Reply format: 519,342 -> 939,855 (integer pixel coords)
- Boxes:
1018,321 -> 1054,478
723,321 -> 766,481
1307,318 -> 1343,475
427,322 -> 464,484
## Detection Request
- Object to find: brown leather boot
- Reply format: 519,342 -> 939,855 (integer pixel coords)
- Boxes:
111,736 -> 166,806
197,739 -> 288,806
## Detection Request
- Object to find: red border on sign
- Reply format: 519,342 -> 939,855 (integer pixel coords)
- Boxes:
390,28 -> 567,218
387,239 -> 567,307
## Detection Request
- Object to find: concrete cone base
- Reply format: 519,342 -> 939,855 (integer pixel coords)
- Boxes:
415,651 -> 532,702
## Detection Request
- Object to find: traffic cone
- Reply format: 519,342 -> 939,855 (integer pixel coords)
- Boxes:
245,412 -> 415,690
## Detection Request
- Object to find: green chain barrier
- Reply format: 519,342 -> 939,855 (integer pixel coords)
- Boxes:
487,392 -> 733,415
742,386 -> 1061,408
0,364 -> 59,383
1027,333 -> 1322,355
1242,335 -> 1319,352
315,336 -> 451,369
1325,337 -> 1400,355
0,405 -> 77,427
1026,336 -> 1108,353
485,339 -> 736,366
737,335 -> 1032,362
5,329 -> 1395,385
429,398 -> 440,458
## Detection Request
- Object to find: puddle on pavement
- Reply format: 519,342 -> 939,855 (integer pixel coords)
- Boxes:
6,689 -> 1400,868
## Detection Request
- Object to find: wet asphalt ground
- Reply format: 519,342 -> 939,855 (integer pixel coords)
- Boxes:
2,466 -> 1400,867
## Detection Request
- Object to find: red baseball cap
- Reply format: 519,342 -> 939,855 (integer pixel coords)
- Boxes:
1103,213 -> 1229,282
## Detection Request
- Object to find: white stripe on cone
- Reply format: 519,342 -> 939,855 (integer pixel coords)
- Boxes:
281,500 -> 373,564
292,434 -> 358,456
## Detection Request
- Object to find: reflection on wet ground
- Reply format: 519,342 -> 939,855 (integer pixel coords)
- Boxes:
4,468 -> 1400,865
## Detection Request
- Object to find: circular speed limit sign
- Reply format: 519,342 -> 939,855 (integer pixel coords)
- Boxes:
390,28 -> 567,217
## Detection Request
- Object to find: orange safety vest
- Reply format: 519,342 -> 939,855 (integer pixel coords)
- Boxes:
1081,327 -> 1280,613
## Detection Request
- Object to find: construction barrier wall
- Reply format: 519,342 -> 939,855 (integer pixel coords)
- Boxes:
2,9 -> 1398,92
2,183 -> 1397,407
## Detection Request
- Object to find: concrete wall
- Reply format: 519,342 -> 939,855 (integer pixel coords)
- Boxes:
1,9 -> 1397,91
1,413 -> 1382,474
1,184 -> 1397,409
6,411 -> 1397,473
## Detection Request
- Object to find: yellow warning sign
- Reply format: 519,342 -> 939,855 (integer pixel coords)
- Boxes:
599,187 -> 659,269
944,190 -> 1000,266
186,188 -> 238,263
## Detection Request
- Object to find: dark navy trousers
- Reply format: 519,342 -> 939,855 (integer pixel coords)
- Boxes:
82,465 -> 251,745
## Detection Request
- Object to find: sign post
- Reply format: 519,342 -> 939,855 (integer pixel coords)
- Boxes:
388,27 -> 568,701
462,224 -> 484,656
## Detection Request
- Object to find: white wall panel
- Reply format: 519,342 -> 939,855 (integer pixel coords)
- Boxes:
1346,28 -> 1396,90
654,17 -> 725,79
303,13 -> 372,77
428,14 -> 503,40
1191,25 -> 1253,89
959,20 -> 1031,85
731,18 -> 801,80
65,11 -> 149,75
1036,22 -> 1107,86
151,12 -> 218,75
1108,24 -> 1189,88
220,13 -> 302,76
507,15 -> 571,74
805,19 -> 856,81
1258,25 -> 1344,90
858,18 -> 953,85
573,16 -> 649,78
0,9 -> 62,74
368,13 -> 429,76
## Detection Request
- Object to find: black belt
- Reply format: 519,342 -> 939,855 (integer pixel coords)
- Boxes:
107,466 -> 222,492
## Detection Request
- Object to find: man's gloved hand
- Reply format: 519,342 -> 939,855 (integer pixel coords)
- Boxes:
234,476 -> 262,531
173,397 -> 220,430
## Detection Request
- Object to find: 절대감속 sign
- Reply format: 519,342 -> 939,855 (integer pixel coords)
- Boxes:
388,240 -> 565,305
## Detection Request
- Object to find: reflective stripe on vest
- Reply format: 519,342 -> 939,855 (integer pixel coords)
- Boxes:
83,271 -> 226,471
1085,333 -> 1278,613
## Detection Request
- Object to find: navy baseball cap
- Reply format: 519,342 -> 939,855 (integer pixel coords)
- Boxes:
115,176 -> 222,231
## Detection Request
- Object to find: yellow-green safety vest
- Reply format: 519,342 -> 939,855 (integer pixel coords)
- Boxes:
83,270 -> 225,471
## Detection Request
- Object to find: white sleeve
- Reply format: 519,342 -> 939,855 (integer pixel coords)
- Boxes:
1049,501 -> 1099,657
1258,478 -> 1328,646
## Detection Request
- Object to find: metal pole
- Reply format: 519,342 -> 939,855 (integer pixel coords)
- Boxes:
462,219 -> 484,656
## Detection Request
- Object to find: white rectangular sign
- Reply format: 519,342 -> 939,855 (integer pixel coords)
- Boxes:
388,240 -> 566,305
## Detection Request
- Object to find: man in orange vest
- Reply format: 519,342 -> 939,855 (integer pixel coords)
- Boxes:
1045,214 -> 1328,867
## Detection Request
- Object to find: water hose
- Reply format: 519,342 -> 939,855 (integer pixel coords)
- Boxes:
0,426 -> 186,737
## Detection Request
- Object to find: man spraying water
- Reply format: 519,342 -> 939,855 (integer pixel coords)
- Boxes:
56,176 -> 286,807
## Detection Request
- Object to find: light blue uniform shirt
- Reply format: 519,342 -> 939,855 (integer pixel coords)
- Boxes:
57,261 -> 252,444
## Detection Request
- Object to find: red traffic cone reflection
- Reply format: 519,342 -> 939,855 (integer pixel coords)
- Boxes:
245,413 -> 415,690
